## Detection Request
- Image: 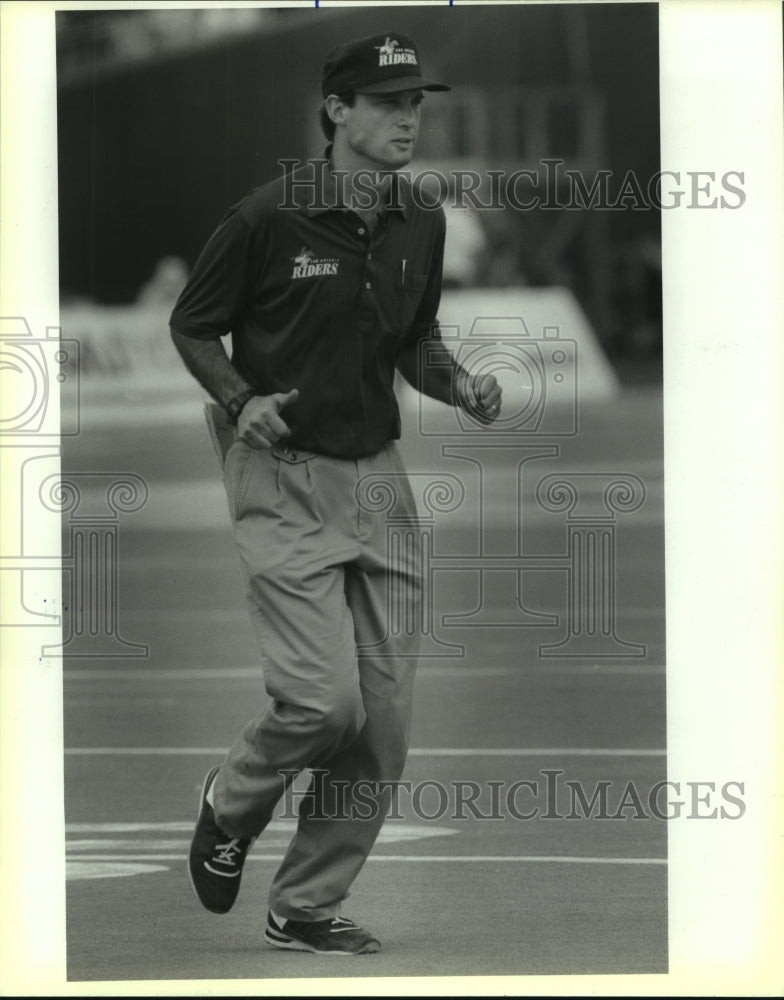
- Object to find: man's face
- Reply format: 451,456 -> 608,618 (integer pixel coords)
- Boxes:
340,89 -> 424,170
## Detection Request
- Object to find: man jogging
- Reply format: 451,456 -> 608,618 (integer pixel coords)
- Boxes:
170,30 -> 501,955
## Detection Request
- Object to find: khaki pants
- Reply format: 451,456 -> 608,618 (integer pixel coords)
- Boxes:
205,407 -> 422,922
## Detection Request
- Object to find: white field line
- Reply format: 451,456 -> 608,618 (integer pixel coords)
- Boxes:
64,746 -> 665,757
103,474 -> 664,506
113,606 -> 667,623
59,667 -> 548,682
64,821 -> 444,834
65,821 -> 458,846
66,853 -> 666,865
115,481 -> 665,532
63,663 -> 666,682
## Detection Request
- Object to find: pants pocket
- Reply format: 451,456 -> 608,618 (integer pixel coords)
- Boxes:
224,442 -> 257,522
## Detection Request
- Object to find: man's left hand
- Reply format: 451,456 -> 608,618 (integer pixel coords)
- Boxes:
457,371 -> 503,425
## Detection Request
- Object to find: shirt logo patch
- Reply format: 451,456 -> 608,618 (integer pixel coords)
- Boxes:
291,246 -> 340,279
375,37 -> 418,68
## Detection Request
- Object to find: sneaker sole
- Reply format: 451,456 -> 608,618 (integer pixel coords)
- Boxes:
263,930 -> 380,955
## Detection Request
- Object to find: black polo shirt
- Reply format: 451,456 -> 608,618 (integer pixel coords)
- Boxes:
169,157 -> 451,458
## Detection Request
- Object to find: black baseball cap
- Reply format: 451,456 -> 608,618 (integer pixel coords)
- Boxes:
322,31 -> 450,98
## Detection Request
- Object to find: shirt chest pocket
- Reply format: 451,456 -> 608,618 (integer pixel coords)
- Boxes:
394,271 -> 429,332
397,272 -> 428,294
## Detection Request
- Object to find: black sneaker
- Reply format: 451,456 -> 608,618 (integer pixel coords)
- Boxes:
264,910 -> 381,955
187,766 -> 254,914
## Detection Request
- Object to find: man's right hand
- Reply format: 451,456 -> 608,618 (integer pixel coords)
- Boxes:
237,389 -> 300,450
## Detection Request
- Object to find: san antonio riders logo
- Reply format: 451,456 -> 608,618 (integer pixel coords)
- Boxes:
375,37 -> 418,67
290,246 -> 340,279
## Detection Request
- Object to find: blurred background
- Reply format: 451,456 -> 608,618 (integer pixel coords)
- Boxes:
56,3 -> 662,384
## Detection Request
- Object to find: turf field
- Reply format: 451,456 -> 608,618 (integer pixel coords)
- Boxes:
61,372 -> 666,985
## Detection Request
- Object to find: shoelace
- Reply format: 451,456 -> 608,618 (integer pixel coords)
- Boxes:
328,917 -> 359,934
212,838 -> 243,867
307,917 -> 357,934
282,915 -> 356,932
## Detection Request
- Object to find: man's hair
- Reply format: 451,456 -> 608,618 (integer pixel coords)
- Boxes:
319,92 -> 356,141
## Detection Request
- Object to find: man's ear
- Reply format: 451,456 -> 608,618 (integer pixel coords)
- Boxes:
325,94 -> 351,127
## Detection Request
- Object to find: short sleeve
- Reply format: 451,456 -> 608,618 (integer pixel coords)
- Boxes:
168,207 -> 256,340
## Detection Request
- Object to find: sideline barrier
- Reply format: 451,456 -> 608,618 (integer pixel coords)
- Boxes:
59,302 -> 192,386
61,286 -> 617,395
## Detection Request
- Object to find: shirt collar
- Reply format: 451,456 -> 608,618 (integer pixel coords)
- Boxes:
293,147 -> 409,220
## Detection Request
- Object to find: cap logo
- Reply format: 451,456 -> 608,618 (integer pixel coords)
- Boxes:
375,36 -> 418,68
321,32 -> 447,97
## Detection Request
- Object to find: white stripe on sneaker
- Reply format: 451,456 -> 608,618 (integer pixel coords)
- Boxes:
265,929 -> 291,944
203,863 -> 240,878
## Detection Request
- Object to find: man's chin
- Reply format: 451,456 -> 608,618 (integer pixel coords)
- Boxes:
380,143 -> 415,169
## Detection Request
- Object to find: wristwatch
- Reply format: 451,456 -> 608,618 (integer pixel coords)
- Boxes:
225,388 -> 258,424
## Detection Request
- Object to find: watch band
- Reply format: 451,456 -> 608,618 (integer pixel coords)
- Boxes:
225,388 -> 258,424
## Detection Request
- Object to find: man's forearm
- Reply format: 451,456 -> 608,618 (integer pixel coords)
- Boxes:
170,328 -> 252,408
396,342 -> 463,407
397,340 -> 502,424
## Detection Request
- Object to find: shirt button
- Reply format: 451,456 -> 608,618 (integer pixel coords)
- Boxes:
358,227 -> 365,236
